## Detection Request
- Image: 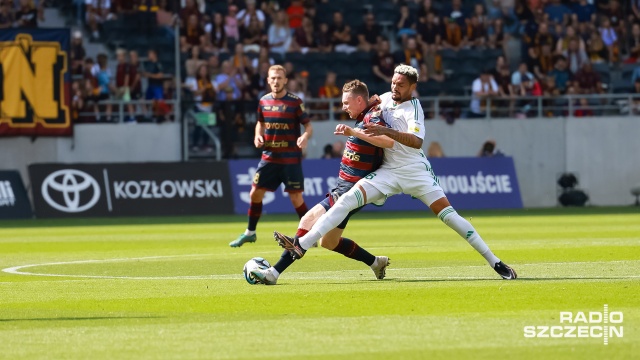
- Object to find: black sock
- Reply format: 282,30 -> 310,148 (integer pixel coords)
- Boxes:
331,237 -> 376,266
273,249 -> 295,274
247,201 -> 262,231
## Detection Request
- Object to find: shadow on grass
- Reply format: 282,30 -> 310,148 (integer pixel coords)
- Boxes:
1,206 -> 638,229
389,276 -> 635,283
0,316 -> 164,322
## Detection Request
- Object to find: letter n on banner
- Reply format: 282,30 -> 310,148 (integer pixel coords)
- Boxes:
0,29 -> 71,137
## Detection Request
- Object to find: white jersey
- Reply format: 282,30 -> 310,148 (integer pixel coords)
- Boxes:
379,92 -> 427,169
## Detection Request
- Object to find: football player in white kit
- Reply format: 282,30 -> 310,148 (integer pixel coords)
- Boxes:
274,64 -> 517,280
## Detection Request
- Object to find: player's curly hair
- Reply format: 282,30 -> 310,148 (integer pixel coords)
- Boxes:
342,79 -> 369,99
394,64 -> 419,84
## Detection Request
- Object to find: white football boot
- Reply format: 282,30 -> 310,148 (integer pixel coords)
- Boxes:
370,256 -> 390,280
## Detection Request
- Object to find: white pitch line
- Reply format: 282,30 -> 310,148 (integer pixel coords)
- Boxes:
2,256 -> 639,281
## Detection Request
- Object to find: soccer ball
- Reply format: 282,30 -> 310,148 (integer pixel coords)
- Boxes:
243,257 -> 271,285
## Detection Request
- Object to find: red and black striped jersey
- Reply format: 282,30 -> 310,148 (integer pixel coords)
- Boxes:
258,92 -> 310,164
338,102 -> 389,183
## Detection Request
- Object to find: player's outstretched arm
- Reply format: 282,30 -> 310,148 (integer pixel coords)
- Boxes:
362,123 -> 423,149
297,122 -> 313,149
334,124 -> 394,148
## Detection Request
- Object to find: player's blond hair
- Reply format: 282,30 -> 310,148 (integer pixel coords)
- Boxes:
394,64 -> 419,84
268,65 -> 287,77
342,79 -> 369,100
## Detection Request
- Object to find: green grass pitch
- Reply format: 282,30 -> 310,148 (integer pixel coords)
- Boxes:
0,207 -> 638,359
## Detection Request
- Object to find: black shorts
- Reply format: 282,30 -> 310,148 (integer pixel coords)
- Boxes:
252,160 -> 304,192
320,178 -> 364,229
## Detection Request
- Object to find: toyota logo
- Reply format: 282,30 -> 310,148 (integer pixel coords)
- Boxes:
41,169 -> 101,213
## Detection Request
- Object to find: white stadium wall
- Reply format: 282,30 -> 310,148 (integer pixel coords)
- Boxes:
307,117 -> 640,207
1,123 -> 182,187
2,118 -> 639,208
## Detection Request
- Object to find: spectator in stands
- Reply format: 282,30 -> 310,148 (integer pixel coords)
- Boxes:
532,22 -> 554,58
268,10 -> 292,55
372,39 -> 395,83
427,141 -> 445,158
231,42 -> 251,77
186,63 -> 217,151
179,0 -> 200,25
494,59 -> 515,117
128,50 -> 143,105
286,0 -> 304,29
317,71 -> 341,119
16,0 -> 39,28
251,47 -> 273,73
599,17 -> 618,63
206,12 -> 227,52
574,62 -> 603,94
181,13 -> 204,55
111,0 -> 135,15
573,98 -> 593,117
530,43 -> 554,79
0,1 -> 14,28
241,15 -> 266,53
466,15 -> 487,48
315,22 -> 333,53
249,61 -> 269,100
358,13 -> 383,52
478,140 -> 504,157
292,16 -> 317,53
545,0 -> 572,26
397,37 -> 428,82
85,0 -> 112,38
397,3 -> 418,45
207,54 -> 221,79
237,0 -> 265,29
469,69 -> 499,118
418,0 -> 439,20
215,60 -> 244,102
627,23 -> 640,63
143,49 -> 167,107
632,78 -> 640,113
70,31 -> 86,75
288,78 -> 306,101
321,144 -> 335,159
511,62 -> 534,87
473,3 -> 490,28
603,0 -> 625,39
115,48 -> 136,123
330,11 -> 356,54
91,53 -> 115,122
225,4 -> 240,48
572,0 -> 596,24
563,38 -> 589,74
548,56 -> 572,93
556,25 -> 586,55
633,0 -> 640,23
444,0 -> 467,27
488,18 -> 508,51
587,30 -> 608,63
442,18 -> 464,51
418,11 -> 442,52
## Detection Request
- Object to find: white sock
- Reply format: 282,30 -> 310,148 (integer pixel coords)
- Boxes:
437,206 -> 500,267
299,187 -> 366,249
269,267 -> 280,278
244,230 -> 256,236
370,257 -> 379,268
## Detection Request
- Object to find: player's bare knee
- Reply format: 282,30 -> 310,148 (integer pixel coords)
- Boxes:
249,187 -> 265,202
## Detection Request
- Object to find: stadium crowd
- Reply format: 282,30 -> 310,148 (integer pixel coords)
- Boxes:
49,0 -> 640,154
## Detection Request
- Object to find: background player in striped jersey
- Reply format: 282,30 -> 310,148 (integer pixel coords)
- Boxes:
251,80 -> 393,285
230,65 -> 313,247
275,65 -> 517,280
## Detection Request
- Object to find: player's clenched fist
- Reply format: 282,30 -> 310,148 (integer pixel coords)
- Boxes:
254,135 -> 264,148
296,135 -> 308,149
334,124 -> 354,137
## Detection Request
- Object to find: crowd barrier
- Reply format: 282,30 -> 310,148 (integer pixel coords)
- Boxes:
19,157 -> 521,219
